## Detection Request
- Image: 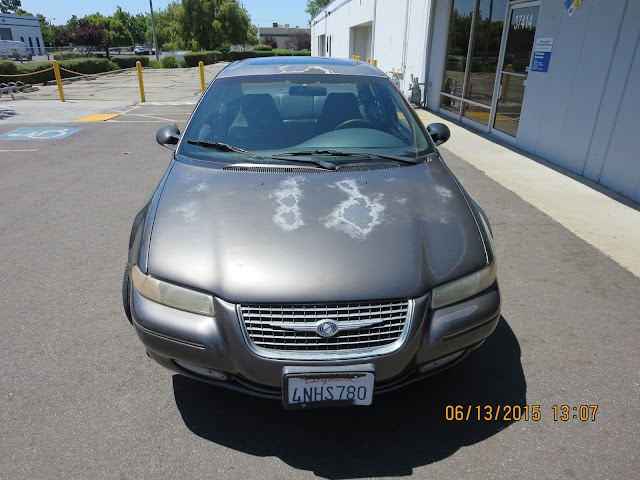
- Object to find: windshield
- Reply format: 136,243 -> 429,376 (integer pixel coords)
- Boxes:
178,74 -> 434,165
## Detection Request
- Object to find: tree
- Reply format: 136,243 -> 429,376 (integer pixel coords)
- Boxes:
62,20 -> 106,54
85,14 -> 133,57
246,24 -> 259,46
37,14 -> 57,48
0,0 -> 21,14
285,30 -> 311,50
305,0 -> 331,23
261,36 -> 277,49
152,1 -> 188,50
180,0 -> 252,50
114,6 -> 149,45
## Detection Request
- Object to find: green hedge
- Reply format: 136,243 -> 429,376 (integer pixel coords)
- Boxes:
161,56 -> 179,68
183,51 -> 221,67
1,58 -> 119,84
110,56 -> 150,69
53,51 -> 85,60
253,44 -> 272,51
0,59 -> 18,76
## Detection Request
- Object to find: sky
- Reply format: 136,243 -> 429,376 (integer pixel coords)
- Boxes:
20,0 -> 311,29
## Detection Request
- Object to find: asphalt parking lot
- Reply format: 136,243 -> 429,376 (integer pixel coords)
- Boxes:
0,71 -> 639,479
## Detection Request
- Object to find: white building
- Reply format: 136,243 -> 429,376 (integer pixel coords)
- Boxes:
311,0 -> 640,203
0,12 -> 45,55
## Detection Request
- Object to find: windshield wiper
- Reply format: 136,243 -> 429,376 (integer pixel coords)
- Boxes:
343,152 -> 418,165
268,151 -> 337,170
273,149 -> 418,166
186,140 -> 257,157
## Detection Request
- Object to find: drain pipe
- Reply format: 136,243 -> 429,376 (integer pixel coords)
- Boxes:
402,0 -> 411,70
371,0 -> 377,62
422,0 -> 436,108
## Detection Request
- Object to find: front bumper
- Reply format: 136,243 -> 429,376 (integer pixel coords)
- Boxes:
130,275 -> 500,399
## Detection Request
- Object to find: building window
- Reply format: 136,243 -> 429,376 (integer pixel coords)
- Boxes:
440,0 -> 508,125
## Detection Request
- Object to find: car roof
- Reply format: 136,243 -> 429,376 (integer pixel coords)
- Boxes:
217,56 -> 387,79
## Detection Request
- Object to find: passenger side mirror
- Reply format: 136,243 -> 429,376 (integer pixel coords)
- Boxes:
156,124 -> 181,150
427,122 -> 450,146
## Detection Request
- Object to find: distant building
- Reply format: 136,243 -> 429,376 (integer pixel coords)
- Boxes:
258,23 -> 311,49
0,12 -> 45,55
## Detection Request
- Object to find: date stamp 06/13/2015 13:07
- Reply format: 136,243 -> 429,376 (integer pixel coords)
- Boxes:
445,405 -> 599,422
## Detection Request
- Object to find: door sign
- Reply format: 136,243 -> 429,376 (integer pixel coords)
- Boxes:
531,38 -> 554,73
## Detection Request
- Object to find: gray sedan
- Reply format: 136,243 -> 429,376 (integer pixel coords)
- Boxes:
122,57 -> 500,409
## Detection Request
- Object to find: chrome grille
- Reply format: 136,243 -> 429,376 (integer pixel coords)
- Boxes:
239,301 -> 412,358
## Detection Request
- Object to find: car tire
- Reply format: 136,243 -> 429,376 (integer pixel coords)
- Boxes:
122,265 -> 133,324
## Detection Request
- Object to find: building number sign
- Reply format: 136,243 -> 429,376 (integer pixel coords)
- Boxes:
512,13 -> 534,30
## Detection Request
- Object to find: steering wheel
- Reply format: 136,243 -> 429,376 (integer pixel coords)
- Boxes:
334,119 -> 377,130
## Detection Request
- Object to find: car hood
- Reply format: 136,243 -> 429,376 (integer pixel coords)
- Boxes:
147,159 -> 488,303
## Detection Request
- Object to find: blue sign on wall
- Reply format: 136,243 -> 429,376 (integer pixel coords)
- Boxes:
530,38 -> 554,73
0,127 -> 82,140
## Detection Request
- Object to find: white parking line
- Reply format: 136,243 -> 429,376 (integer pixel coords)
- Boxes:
110,112 -> 192,122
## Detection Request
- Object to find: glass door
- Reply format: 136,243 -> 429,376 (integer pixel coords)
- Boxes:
490,2 -> 540,138
440,0 -> 509,129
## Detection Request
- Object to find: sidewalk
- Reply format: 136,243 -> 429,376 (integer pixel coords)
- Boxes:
417,108 -> 640,278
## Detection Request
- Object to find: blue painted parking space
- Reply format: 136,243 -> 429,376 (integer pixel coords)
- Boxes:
0,127 -> 83,140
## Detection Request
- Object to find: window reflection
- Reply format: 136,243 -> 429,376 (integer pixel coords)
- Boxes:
441,0 -> 508,118
466,0 -> 508,106
441,0 -> 474,114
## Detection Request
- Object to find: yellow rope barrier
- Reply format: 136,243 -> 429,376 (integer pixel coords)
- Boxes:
0,67 -> 54,78
58,66 -> 137,78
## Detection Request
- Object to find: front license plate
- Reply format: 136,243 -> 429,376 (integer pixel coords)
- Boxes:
284,372 -> 375,409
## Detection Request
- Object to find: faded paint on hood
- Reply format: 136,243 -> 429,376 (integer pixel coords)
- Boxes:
147,160 -> 487,303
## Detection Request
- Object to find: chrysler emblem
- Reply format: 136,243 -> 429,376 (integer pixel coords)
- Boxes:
316,320 -> 339,338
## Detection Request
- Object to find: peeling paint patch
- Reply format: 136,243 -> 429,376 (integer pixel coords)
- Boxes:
435,185 -> 453,201
180,172 -> 200,185
324,180 -> 385,240
270,177 -> 305,231
188,182 -> 208,193
170,200 -> 200,223
278,65 -> 334,75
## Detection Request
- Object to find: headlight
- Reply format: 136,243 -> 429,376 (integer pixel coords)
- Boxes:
131,265 -> 215,316
430,260 -> 497,310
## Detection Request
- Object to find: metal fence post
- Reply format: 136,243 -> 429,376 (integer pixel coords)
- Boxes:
199,61 -> 205,93
136,61 -> 146,102
52,60 -> 65,102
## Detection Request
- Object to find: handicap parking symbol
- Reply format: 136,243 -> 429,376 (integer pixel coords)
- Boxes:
0,127 -> 83,140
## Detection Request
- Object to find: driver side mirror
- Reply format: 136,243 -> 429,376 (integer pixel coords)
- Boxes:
156,124 -> 181,150
427,123 -> 450,146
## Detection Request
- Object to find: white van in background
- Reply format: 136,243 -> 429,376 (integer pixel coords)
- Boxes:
0,40 -> 30,60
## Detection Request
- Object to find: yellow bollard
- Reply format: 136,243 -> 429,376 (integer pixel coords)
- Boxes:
52,60 -> 65,102
352,55 -> 357,60
136,61 -> 146,103
501,64 -> 513,103
356,55 -> 360,61
367,58 -> 371,64
199,61 -> 205,93
373,59 -> 378,67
